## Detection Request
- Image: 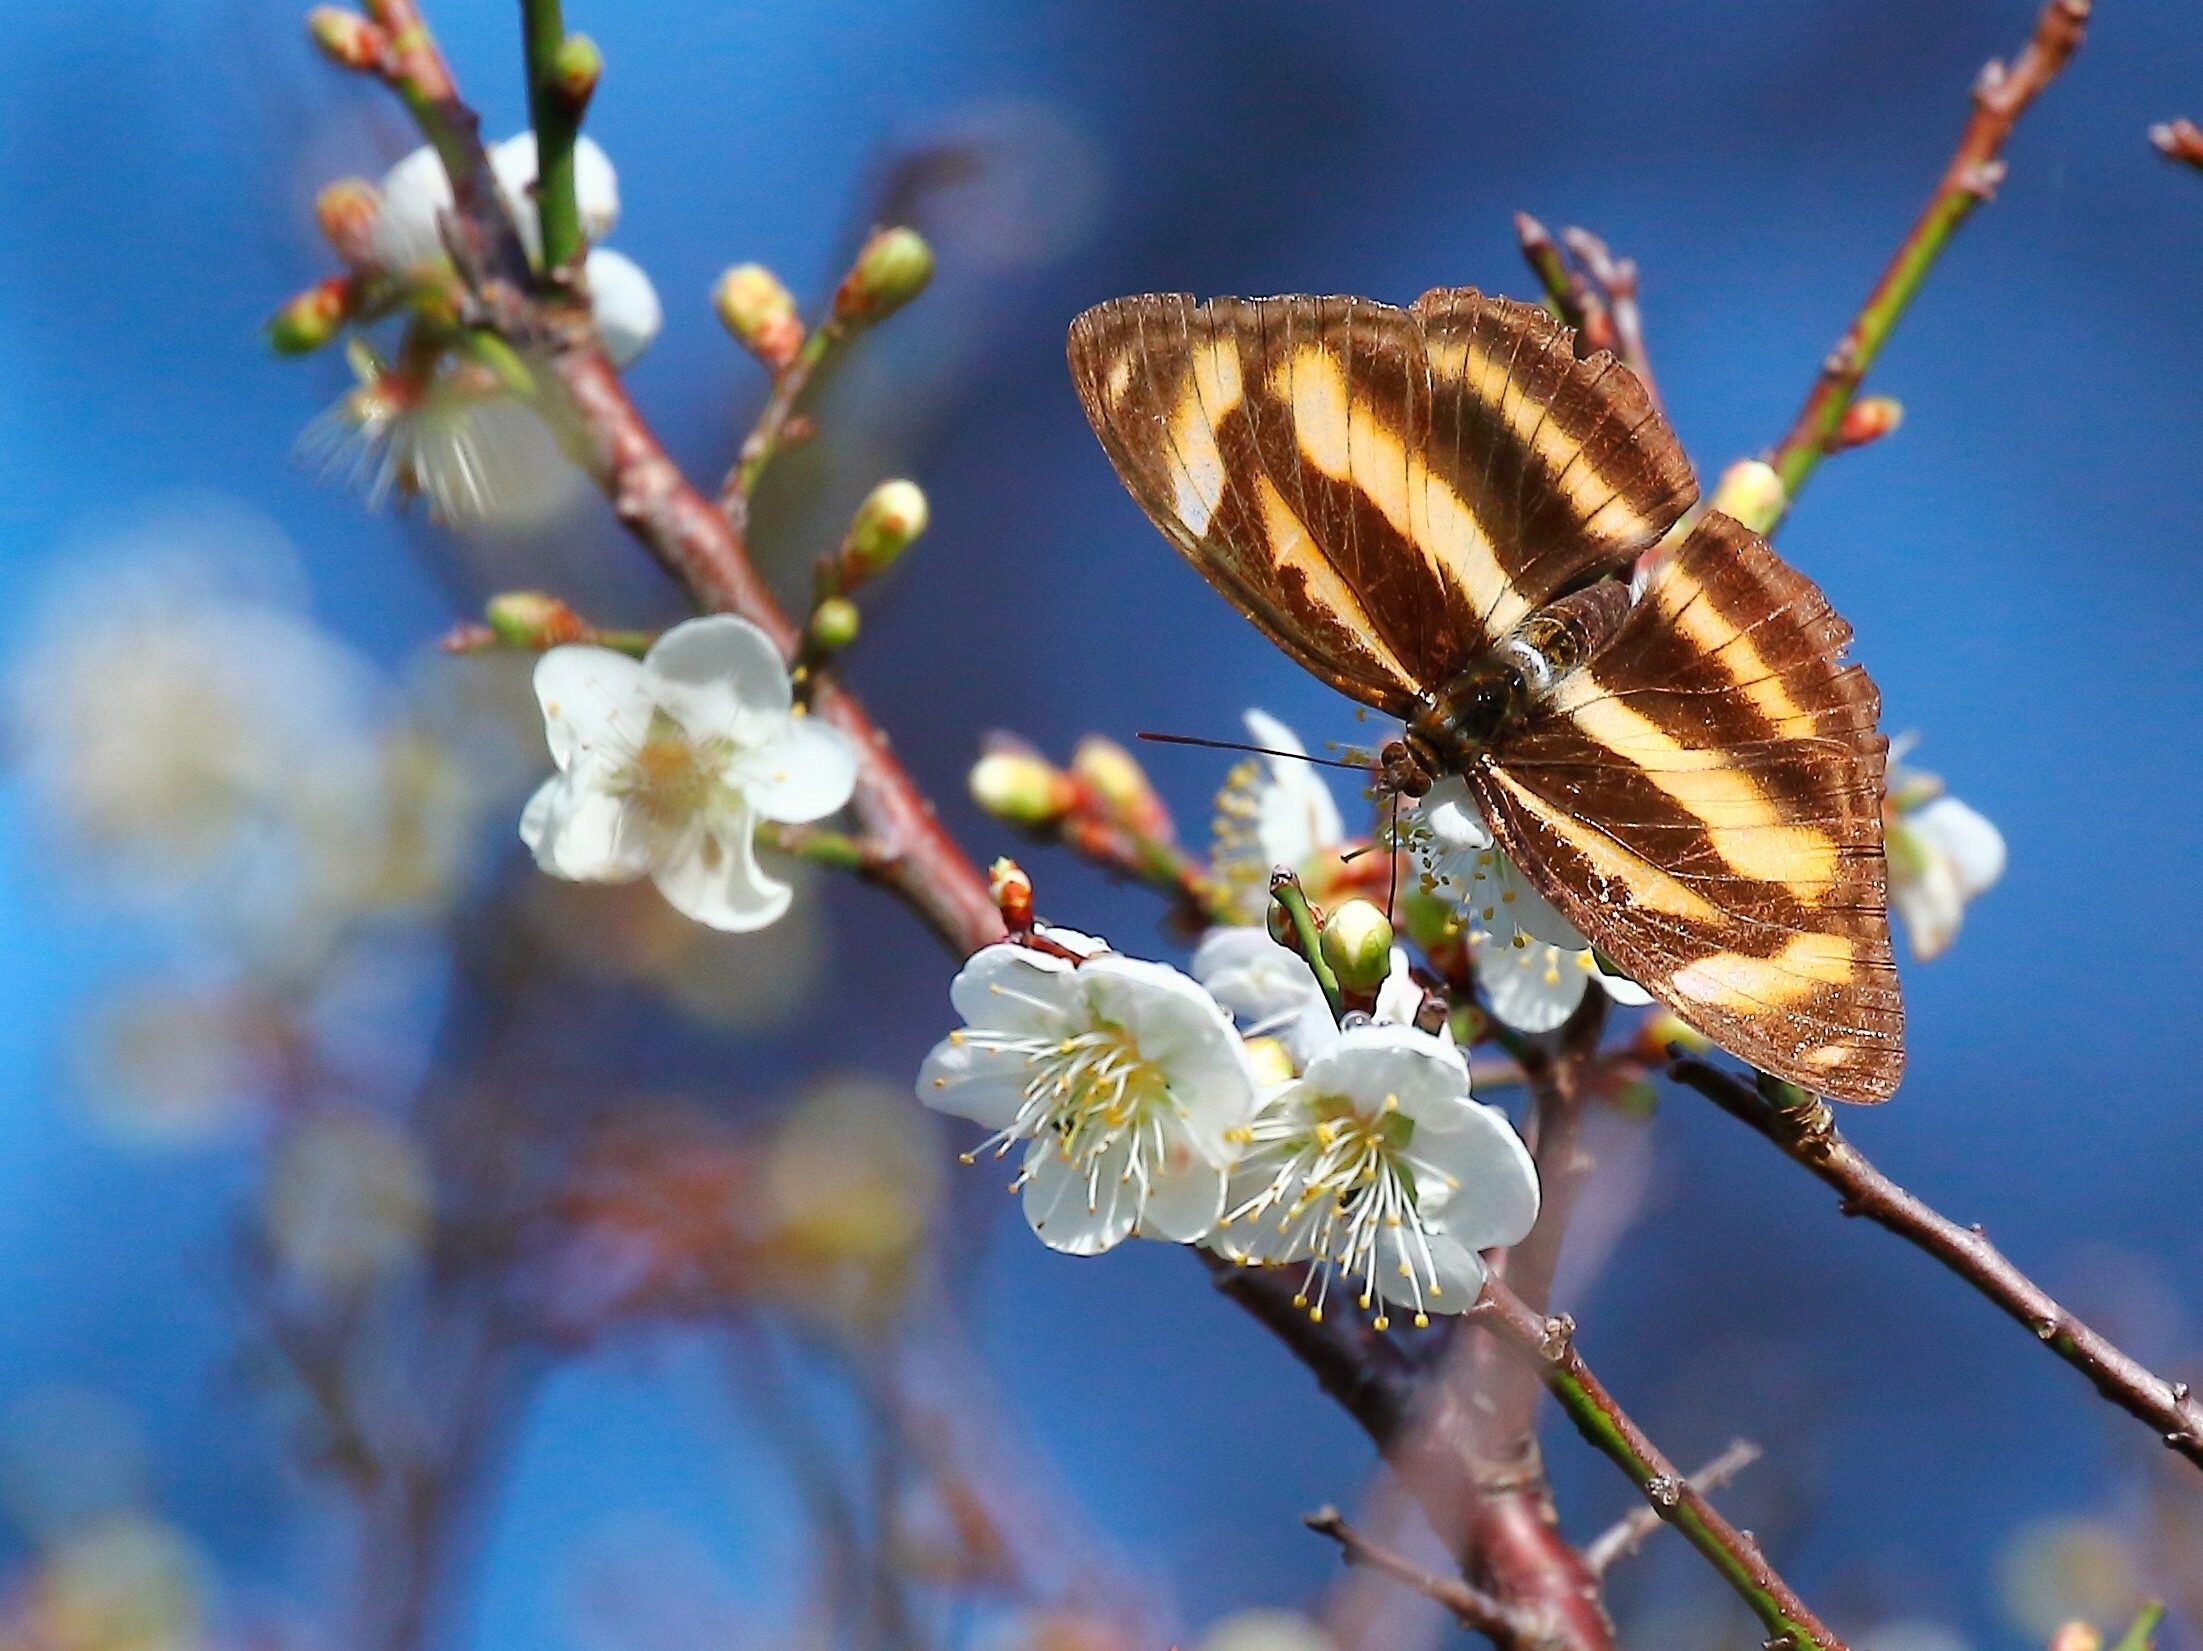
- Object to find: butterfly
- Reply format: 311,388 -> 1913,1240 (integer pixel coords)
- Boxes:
1066,288 -> 1902,1103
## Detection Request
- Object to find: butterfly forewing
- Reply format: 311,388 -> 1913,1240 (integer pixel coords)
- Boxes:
1067,289 -> 1698,707
1470,512 -> 1904,1102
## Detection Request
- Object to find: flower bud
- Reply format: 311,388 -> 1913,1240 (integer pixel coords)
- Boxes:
1266,901 -> 1298,951
306,6 -> 388,69
266,277 -> 351,355
808,595 -> 861,654
2048,1625 -> 2102,1651
969,751 -> 1074,828
988,857 -> 1034,929
486,590 -> 587,647
1832,395 -> 1903,452
548,33 -> 602,112
834,227 -> 933,326
1320,899 -> 1394,994
1708,458 -> 1787,535
1636,1009 -> 1711,1059
712,263 -> 805,373
1242,1036 -> 1297,1089
1070,736 -> 1168,837
845,480 -> 929,579
315,178 -> 382,265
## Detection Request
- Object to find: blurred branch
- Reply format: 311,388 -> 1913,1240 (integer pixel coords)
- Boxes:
1304,1506 -> 1532,1642
2150,118 -> 2203,171
1471,1277 -> 1845,1651
1513,216 -> 1658,406
2111,1601 -> 2167,1651
353,1 -> 1006,960
1764,0 -> 2089,526
519,0 -> 592,273
1581,1438 -> 1762,1576
1669,1059 -> 2203,1473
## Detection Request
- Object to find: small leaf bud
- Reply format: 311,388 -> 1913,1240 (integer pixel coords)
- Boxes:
845,480 -> 929,579
266,277 -> 351,355
306,6 -> 388,70
1320,899 -> 1394,995
1638,1010 -> 1712,1058
988,857 -> 1034,929
2048,1627 -> 2102,1651
315,178 -> 382,265
807,595 -> 861,654
548,33 -> 602,112
712,263 -> 805,372
485,591 -> 588,647
1708,458 -> 1787,535
1266,901 -> 1298,950
834,227 -> 934,326
1832,395 -> 1903,452
969,751 -> 1075,829
1448,1002 -> 1489,1046
1070,736 -> 1167,837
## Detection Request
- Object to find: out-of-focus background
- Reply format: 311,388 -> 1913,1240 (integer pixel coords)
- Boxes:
1,2 -> 2201,1650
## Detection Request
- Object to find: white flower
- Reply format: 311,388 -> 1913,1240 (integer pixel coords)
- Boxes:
488,130 -> 621,262
1407,775 -> 1650,1033
585,247 -> 663,367
1211,710 -> 1351,923
519,616 -> 859,932
371,133 -> 620,275
1192,926 -> 1336,1070
1887,779 -> 2005,962
1210,1023 -> 1538,1328
918,944 -> 1261,1255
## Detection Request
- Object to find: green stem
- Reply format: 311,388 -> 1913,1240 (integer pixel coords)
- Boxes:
725,322 -> 845,515
1269,871 -> 1342,1017
519,0 -> 582,272
2110,1602 -> 2166,1651
759,821 -> 871,873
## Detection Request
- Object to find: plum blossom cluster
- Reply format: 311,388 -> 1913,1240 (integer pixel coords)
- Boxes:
917,924 -> 1540,1325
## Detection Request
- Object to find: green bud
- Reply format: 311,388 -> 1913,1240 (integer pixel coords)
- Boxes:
845,480 -> 929,578
834,227 -> 933,325
1069,736 -> 1163,833
485,591 -> 585,647
969,751 -> 1074,828
267,277 -> 350,355
1448,1002 -> 1489,1047
549,33 -> 602,110
713,263 -> 804,372
1708,458 -> 1787,535
314,178 -> 381,264
808,596 -> 861,654
1320,899 -> 1394,994
306,6 -> 388,69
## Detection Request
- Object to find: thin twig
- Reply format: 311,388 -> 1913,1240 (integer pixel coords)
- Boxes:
720,324 -> 849,525
1471,1276 -> 1844,1651
2150,118 -> 2203,172
1669,1058 -> 2203,1473
1764,0 -> 2089,525
2110,1601 -> 2167,1651
1304,1506 -> 1533,1643
1559,228 -> 1657,410
1581,1438 -> 1763,1576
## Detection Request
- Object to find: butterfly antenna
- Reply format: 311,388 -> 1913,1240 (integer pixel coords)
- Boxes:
1135,730 -> 1368,772
1386,791 -> 1400,926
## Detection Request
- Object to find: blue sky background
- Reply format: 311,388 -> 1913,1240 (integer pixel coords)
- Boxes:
2,1 -> 2203,1648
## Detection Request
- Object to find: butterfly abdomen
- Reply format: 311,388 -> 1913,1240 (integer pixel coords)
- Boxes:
1411,580 -> 1638,768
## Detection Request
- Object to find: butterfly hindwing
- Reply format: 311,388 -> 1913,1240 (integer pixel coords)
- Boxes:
1067,290 -> 1698,710
1468,511 -> 1904,1102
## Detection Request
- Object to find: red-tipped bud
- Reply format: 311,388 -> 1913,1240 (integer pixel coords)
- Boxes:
970,751 -> 1075,829
266,276 -> 351,355
843,480 -> 928,581
1831,395 -> 1904,452
315,177 -> 382,265
833,227 -> 933,326
807,595 -> 861,655
988,857 -> 1034,930
485,591 -> 589,648
548,33 -> 602,112
306,6 -> 388,70
1069,736 -> 1169,839
713,264 -> 804,372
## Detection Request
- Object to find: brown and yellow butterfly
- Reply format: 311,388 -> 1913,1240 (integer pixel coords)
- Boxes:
1067,288 -> 1902,1103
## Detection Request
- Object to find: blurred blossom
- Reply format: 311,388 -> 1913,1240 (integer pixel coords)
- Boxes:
1997,1517 -> 2144,1640
375,133 -> 620,276
920,943 -> 1259,1255
0,1391 -> 148,1546
1191,927 -> 1336,1073
988,1609 -> 1139,1651
530,865 -> 828,1031
72,983 -> 272,1147
1855,1622 -> 1973,1651
1208,711 -> 1353,925
486,132 -> 622,264
1885,751 -> 2005,962
26,1513 -> 205,1651
584,249 -> 664,368
521,617 -> 860,932
263,1107 -> 433,1292
1197,1608 -> 1334,1651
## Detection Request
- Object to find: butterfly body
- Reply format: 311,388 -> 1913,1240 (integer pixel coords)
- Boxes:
1069,287 -> 1904,1103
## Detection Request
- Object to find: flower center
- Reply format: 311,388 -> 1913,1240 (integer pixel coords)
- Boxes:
612,710 -> 735,836
956,1019 -> 1181,1211
1223,1091 -> 1450,1331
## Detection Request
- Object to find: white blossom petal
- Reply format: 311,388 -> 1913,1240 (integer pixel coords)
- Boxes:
585,247 -> 662,368
1243,708 -> 1344,867
1595,969 -> 1654,1007
1912,796 -> 2006,900
1300,1022 -> 1470,1132
1135,1154 -> 1227,1244
1191,927 -> 1337,1067
489,131 -> 620,262
1477,937 -> 1594,1033
1408,1099 -> 1540,1248
533,646 -> 650,770
1021,1137 -> 1139,1256
640,615 -> 791,742
519,773 -> 649,881
947,943 -> 1081,1036
730,715 -> 859,824
1079,955 -> 1256,1156
1418,775 -> 1492,853
373,145 -> 454,273
1395,1232 -> 1489,1312
915,1038 -> 1028,1130
649,812 -> 790,932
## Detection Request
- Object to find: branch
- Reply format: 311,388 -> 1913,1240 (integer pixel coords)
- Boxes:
1472,1278 -> 1844,1651
1669,1058 -> 2203,1472
519,0 -> 596,273
1560,228 -> 1657,411
1514,215 -> 1660,409
2150,118 -> 2203,172
1304,1506 -> 1534,1643
1581,1438 -> 1762,1576
1764,0 -> 2089,525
